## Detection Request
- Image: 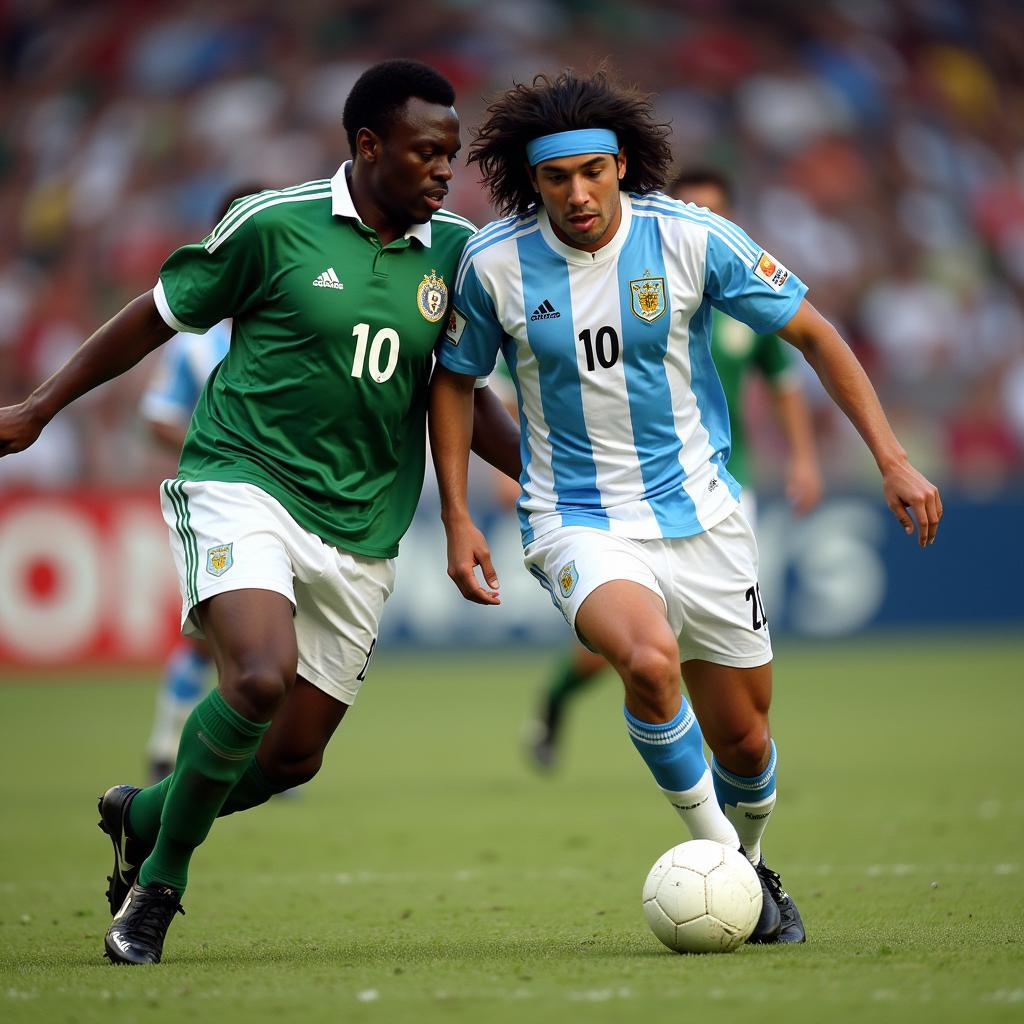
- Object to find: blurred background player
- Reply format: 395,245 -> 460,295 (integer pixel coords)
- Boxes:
139,320 -> 225,780
525,166 -> 824,770
137,186 -> 261,783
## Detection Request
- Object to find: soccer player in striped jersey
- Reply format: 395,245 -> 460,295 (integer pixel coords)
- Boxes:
524,167 -> 823,770
0,60 -> 519,965
430,69 -> 942,945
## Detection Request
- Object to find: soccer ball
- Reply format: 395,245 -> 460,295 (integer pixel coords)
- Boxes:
642,840 -> 762,953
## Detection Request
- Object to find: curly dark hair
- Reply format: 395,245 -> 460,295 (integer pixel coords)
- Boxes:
343,59 -> 456,156
470,68 -> 673,216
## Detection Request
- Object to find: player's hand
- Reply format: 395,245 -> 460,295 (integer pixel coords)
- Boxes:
881,458 -> 942,547
444,515 -> 501,605
785,457 -> 824,517
0,401 -> 46,458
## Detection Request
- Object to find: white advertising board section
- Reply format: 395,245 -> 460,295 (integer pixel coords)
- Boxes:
0,489 -> 913,669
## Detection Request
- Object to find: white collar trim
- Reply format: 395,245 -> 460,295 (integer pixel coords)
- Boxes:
330,161 -> 432,246
537,192 -> 632,264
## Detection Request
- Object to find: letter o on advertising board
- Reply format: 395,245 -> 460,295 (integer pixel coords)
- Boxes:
0,507 -> 101,660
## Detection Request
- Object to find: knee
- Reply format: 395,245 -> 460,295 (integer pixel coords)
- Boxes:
265,750 -> 323,790
621,644 -> 679,718
716,722 -> 772,776
221,659 -> 295,720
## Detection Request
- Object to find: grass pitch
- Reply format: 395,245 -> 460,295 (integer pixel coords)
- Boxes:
1,631 -> 1022,1023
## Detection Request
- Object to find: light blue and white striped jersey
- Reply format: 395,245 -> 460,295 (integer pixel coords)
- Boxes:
140,320 -> 231,425
438,192 -> 807,545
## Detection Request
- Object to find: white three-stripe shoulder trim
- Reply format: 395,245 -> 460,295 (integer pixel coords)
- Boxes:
432,211 -> 477,232
205,189 -> 332,253
456,217 -> 539,293
206,180 -> 329,248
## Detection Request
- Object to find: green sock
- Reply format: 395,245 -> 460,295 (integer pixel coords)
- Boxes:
127,775 -> 172,844
217,757 -> 290,817
129,752 -> 288,844
137,689 -> 269,894
547,656 -> 600,705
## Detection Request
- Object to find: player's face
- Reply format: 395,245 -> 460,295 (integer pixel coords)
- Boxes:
670,182 -> 731,219
365,97 -> 461,226
530,151 -> 627,252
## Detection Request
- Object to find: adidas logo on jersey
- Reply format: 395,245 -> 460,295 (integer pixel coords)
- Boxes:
530,299 -> 560,321
313,267 -> 344,290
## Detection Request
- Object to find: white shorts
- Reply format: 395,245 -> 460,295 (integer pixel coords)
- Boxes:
523,509 -> 772,668
160,479 -> 395,704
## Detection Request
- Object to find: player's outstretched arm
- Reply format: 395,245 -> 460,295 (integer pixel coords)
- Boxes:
0,291 -> 175,458
778,299 -> 942,547
429,365 -> 502,605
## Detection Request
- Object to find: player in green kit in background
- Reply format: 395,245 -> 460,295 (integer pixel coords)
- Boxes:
0,59 -> 519,966
525,168 -> 823,770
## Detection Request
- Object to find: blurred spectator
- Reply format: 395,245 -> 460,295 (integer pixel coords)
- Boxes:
1,0 -> 1021,496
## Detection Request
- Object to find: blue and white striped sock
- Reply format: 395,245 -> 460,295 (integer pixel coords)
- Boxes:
712,740 -> 777,865
624,702 -> 739,848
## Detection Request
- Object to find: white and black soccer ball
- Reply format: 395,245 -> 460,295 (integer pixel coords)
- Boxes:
642,839 -> 762,953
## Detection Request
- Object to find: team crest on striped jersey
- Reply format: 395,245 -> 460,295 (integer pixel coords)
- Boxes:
417,269 -> 448,322
557,560 -> 579,598
628,273 -> 666,323
206,543 -> 233,577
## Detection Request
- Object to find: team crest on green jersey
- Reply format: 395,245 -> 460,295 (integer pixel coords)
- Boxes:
558,560 -> 579,598
629,273 -> 666,324
417,269 -> 448,323
206,543 -> 233,577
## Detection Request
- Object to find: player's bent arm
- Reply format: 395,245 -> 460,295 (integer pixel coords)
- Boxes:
429,365 -> 502,605
769,383 -> 823,516
778,298 -> 942,546
471,385 -> 522,482
0,291 -> 175,457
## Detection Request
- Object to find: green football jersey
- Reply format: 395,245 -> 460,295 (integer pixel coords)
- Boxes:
153,165 -> 475,557
710,308 -> 797,488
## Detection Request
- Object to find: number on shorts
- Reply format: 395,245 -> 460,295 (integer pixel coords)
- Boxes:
351,324 -> 400,383
745,584 -> 768,631
356,637 -> 377,681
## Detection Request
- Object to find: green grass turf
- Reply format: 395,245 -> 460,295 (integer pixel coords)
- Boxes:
1,630 -> 1023,1023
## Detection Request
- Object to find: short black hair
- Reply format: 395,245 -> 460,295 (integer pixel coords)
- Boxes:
342,59 -> 456,156
471,67 -> 673,216
668,167 -> 734,205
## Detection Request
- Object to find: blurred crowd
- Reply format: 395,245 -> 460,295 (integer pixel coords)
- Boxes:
1,0 -> 1023,495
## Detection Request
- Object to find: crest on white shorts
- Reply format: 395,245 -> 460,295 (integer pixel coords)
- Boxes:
629,273 -> 666,323
206,543 -> 233,577
557,560 -> 579,598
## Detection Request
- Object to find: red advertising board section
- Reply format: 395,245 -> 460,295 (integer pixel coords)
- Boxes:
0,489 -> 182,669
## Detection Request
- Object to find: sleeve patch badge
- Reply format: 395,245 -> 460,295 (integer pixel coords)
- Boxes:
753,252 -> 790,292
446,306 -> 467,347
206,543 -> 233,577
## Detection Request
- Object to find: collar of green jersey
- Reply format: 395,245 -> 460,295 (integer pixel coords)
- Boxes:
332,161 -> 433,247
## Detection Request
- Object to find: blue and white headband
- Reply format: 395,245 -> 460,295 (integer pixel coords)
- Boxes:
525,128 -> 620,167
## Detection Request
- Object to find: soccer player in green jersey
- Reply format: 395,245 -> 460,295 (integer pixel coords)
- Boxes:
525,167 -> 823,771
0,59 -> 519,966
